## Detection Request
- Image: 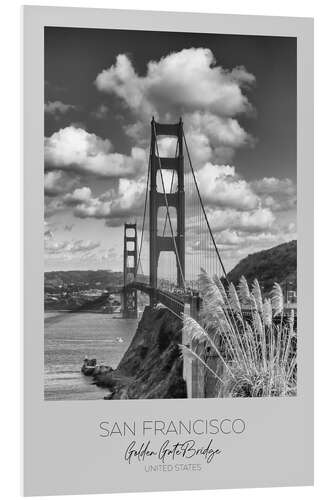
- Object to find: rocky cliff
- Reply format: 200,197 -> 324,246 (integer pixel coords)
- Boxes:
92,306 -> 187,399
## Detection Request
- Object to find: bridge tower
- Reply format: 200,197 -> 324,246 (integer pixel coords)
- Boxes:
149,117 -> 185,305
123,222 -> 138,318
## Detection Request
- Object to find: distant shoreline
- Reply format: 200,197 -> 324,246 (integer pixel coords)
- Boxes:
44,308 -> 117,314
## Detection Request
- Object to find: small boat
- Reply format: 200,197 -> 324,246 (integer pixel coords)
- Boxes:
81,357 -> 97,376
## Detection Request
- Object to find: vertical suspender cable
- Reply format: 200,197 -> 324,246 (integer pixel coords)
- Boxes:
183,130 -> 228,280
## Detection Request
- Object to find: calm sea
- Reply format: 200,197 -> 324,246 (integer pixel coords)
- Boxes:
44,312 -> 137,400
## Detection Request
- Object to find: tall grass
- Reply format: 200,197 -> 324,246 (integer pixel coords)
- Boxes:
181,270 -> 297,397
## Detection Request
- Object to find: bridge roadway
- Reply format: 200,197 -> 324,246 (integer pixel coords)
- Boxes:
107,282 -> 190,316
109,281 -> 297,326
126,281 -> 191,317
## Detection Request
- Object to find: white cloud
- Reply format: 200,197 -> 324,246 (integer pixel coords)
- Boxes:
44,245 -> 119,270
52,160 -> 286,237
45,126 -> 147,178
44,239 -> 100,254
45,126 -> 111,166
44,197 -> 66,218
251,177 -> 297,211
62,178 -> 147,225
207,206 -> 275,233
95,49 -> 255,119
251,177 -> 295,195
215,229 -> 286,248
96,49 -> 255,166
64,186 -> 112,219
184,111 -> 253,166
45,100 -> 76,115
44,170 -> 80,196
155,136 -> 179,157
194,163 -> 259,211
64,186 -> 92,204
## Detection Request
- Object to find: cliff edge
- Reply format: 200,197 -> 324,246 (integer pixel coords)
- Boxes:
92,306 -> 187,399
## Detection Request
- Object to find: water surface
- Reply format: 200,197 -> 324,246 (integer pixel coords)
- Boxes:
44,312 -> 137,400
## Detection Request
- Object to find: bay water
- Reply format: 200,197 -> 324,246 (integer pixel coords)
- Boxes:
44,312 -> 137,400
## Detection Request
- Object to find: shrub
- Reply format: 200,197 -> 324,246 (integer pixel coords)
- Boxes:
180,270 -> 297,398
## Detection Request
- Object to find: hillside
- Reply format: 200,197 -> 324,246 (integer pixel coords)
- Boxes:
44,269 -> 149,311
44,270 -> 123,293
227,240 -> 297,293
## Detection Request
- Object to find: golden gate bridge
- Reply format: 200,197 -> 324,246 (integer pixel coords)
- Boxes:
121,117 -> 227,320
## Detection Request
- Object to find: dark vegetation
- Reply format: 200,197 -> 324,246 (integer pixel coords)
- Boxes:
227,240 -> 297,294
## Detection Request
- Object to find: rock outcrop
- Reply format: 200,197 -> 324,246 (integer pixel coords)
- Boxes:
81,357 -> 113,377
82,306 -> 187,399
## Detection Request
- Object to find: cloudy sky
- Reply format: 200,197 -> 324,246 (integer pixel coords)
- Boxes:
44,28 -> 296,276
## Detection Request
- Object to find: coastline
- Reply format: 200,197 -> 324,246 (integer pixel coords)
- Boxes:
44,311 -> 137,400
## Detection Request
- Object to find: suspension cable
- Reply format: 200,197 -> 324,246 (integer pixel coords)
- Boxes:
182,130 -> 228,280
138,259 -> 144,278
135,144 -> 151,278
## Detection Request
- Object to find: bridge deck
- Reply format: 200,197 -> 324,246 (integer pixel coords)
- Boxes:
123,281 -> 297,324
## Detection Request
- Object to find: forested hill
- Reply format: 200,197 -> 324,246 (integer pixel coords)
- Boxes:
227,240 -> 297,293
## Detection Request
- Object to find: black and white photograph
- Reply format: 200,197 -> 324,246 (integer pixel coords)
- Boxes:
44,27 -> 297,401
